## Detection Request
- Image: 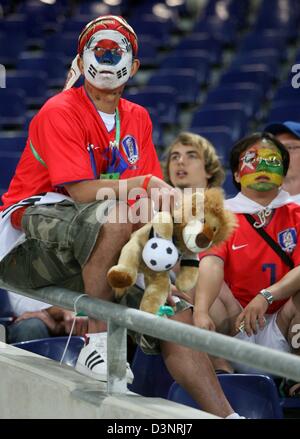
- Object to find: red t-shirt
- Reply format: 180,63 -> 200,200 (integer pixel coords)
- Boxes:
1,86 -> 163,211
200,203 -> 300,313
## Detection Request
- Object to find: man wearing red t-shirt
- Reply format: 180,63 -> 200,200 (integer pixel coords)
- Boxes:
0,16 -> 237,418
195,132 -> 300,381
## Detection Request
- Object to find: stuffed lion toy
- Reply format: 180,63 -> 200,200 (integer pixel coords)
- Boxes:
107,188 -> 236,315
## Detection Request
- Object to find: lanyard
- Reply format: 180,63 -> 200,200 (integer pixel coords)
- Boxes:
109,107 -> 120,149
88,107 -> 121,179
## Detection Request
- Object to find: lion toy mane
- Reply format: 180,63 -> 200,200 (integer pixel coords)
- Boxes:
107,188 -> 236,315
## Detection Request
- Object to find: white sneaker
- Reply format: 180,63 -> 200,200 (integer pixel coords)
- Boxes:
226,412 -> 246,419
75,332 -> 134,383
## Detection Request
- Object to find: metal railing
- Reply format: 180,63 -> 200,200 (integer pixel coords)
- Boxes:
1,280 -> 300,395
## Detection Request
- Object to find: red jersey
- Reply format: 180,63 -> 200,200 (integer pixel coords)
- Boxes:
1,86 -> 163,211
201,203 -> 300,313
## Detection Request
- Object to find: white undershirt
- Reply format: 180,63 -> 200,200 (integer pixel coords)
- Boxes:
7,291 -> 50,316
98,110 -> 115,132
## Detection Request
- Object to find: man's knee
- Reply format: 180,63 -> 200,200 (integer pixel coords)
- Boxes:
101,202 -> 133,240
7,318 -> 50,343
292,290 -> 300,310
104,200 -> 131,225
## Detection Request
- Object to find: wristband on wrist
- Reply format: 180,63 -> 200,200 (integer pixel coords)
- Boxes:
259,289 -> 274,305
142,174 -> 152,191
128,174 -> 153,206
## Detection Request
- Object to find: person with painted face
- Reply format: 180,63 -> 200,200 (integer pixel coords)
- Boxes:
0,16 -> 173,380
194,133 -> 300,384
0,16 -> 239,418
264,121 -> 300,203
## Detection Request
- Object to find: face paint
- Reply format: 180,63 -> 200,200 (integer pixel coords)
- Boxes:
83,29 -> 133,89
239,146 -> 284,191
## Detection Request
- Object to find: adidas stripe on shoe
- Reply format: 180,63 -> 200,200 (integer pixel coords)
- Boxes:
75,332 -> 134,383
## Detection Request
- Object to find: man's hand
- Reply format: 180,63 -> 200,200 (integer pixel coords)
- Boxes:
235,294 -> 269,336
15,307 -> 88,337
15,310 -> 62,335
166,284 -> 194,309
193,310 -> 216,331
62,311 -> 88,337
47,307 -> 88,336
146,176 -> 181,212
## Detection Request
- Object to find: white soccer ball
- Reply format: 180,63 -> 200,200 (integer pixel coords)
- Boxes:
142,237 -> 179,272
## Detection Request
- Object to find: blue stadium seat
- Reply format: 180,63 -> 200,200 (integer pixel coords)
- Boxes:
280,395 -> 300,411
129,0 -> 171,20
168,374 -> 283,419
0,154 -> 21,193
191,127 -> 233,168
22,111 -> 37,132
129,15 -> 175,48
134,32 -> 162,53
293,47 -> 300,65
223,170 -> 238,199
3,10 -> 61,39
202,0 -> 250,28
193,16 -> 238,45
0,0 -> 12,15
17,54 -> 67,89
124,86 -> 178,125
160,51 -> 210,84
231,50 -> 281,80
12,336 -> 85,367
0,89 -> 26,128
44,33 -> 78,59
128,347 -> 174,398
272,84 -> 300,105
175,33 -> 222,64
61,16 -> 98,34
238,30 -> 288,59
0,133 -> 27,153
77,1 -> 126,16
136,39 -> 160,68
219,66 -> 272,94
147,108 -> 164,148
204,83 -> 263,118
254,0 -> 300,38
266,103 -> 300,123
0,289 -> 14,327
147,69 -> 201,105
0,289 -> 13,318
17,0 -> 67,23
0,32 -> 26,66
6,72 -> 47,107
191,103 -> 248,142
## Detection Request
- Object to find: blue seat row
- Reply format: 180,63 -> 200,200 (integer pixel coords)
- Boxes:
13,336 -> 85,368
168,376 -> 283,419
129,347 -> 299,418
4,328 -> 300,417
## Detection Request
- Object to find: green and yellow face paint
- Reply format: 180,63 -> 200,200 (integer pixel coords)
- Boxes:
239,142 -> 284,192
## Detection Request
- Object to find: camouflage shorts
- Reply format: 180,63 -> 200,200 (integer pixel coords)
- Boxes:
0,199 -> 192,354
0,199 -> 115,291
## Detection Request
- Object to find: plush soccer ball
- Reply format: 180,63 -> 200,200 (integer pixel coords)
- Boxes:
142,237 -> 179,272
